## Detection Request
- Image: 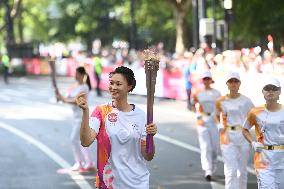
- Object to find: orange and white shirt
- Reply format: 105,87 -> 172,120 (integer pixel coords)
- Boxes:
244,105 -> 284,170
215,94 -> 254,145
89,102 -> 149,189
193,88 -> 221,125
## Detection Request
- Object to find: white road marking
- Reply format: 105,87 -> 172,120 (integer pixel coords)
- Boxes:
0,122 -> 93,189
156,133 -> 256,189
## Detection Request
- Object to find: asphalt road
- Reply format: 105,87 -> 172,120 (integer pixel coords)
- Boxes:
0,76 -> 258,189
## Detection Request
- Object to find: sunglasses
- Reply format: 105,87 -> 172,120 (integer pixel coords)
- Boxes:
263,85 -> 280,91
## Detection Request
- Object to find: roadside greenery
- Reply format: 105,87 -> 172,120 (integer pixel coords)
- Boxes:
0,0 -> 283,54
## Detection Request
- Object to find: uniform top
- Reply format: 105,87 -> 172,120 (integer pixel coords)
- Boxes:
216,94 -> 254,145
244,105 -> 284,170
194,88 -> 221,114
194,88 -> 221,123
89,102 -> 149,189
67,83 -> 89,118
244,105 -> 284,146
216,94 -> 254,127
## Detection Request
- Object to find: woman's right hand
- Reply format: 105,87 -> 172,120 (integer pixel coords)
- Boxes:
76,92 -> 88,110
56,92 -> 63,102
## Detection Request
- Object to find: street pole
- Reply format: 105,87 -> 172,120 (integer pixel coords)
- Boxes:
223,0 -> 232,51
224,10 -> 229,50
198,0 -> 207,44
212,0 -> 217,54
192,0 -> 199,50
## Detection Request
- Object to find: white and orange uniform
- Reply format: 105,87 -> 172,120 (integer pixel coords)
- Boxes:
67,84 -> 93,167
244,105 -> 284,189
90,103 -> 150,189
193,88 -> 221,176
216,95 -> 254,189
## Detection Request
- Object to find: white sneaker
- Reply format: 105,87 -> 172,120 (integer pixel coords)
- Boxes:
70,162 -> 83,171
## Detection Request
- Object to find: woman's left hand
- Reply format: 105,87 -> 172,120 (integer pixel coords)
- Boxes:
146,123 -> 157,135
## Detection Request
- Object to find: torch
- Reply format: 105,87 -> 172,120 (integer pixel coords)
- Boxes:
48,57 -> 59,98
144,48 -> 159,154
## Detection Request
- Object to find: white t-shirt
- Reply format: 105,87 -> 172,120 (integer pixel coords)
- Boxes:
194,88 -> 221,123
244,105 -> 284,170
216,94 -> 254,145
67,83 -> 89,118
89,103 -> 149,189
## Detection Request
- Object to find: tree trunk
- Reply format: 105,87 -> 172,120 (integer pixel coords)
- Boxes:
129,0 -> 137,50
4,0 -> 15,56
172,0 -> 191,55
18,5 -> 24,43
174,7 -> 185,54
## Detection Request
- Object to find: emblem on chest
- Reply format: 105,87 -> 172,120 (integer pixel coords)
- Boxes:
108,113 -> 118,123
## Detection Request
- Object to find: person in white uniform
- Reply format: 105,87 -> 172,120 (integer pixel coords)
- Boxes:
76,66 -> 157,189
215,71 -> 254,189
56,66 -> 95,172
243,77 -> 284,189
192,71 -> 221,181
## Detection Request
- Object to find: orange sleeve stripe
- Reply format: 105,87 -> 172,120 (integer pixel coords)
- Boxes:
247,106 -> 265,143
215,96 -> 226,113
215,96 -> 229,145
246,106 -> 265,126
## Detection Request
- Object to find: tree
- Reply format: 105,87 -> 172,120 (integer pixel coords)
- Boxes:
119,0 -> 176,50
232,0 -> 284,51
166,0 -> 191,54
51,0 -> 126,51
0,0 -> 51,47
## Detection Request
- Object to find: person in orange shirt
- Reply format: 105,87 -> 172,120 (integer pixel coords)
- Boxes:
243,77 -> 284,189
192,71 -> 221,181
215,72 -> 254,189
76,66 -> 157,189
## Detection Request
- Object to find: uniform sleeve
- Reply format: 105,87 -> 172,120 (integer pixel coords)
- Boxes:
81,85 -> 89,94
215,97 -> 222,113
89,106 -> 102,134
216,90 -> 221,98
246,98 -> 254,113
243,110 -> 255,130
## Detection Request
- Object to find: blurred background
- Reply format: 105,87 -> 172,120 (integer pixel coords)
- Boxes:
1,0 -> 284,189
0,0 -> 284,101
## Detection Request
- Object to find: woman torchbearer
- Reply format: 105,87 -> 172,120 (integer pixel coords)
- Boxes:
77,66 -> 157,189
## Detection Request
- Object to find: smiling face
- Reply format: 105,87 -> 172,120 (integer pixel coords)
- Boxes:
262,85 -> 281,102
226,78 -> 241,93
109,73 -> 132,100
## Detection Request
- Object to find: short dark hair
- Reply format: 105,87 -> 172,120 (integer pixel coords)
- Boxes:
109,66 -> 136,92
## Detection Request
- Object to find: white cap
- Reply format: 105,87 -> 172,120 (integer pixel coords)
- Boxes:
263,77 -> 281,88
226,71 -> 240,82
201,71 -> 212,79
